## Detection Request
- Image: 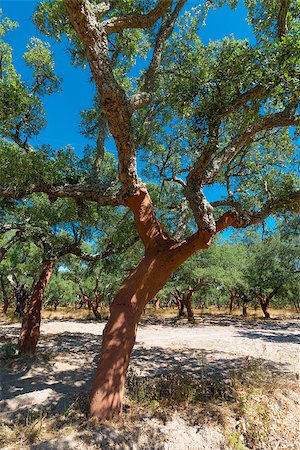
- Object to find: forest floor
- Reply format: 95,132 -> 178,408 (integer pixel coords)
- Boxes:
0,313 -> 299,450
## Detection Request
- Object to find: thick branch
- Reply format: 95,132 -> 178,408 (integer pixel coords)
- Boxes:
129,0 -> 187,113
64,0 -> 139,194
0,224 -> 26,234
171,228 -> 214,264
277,0 -> 290,38
0,231 -> 22,263
204,108 -> 299,184
219,85 -> 266,119
216,190 -> 300,232
103,0 -> 172,35
0,183 -> 120,206
211,199 -> 244,211
124,187 -> 171,251
185,123 -> 219,232
1,131 -> 34,153
65,235 -> 139,261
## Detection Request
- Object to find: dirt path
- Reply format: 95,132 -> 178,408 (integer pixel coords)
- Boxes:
0,315 -> 299,449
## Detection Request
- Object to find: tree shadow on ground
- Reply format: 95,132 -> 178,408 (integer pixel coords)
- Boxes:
195,314 -> 300,330
0,325 -> 294,421
139,313 -> 300,331
236,329 -> 299,344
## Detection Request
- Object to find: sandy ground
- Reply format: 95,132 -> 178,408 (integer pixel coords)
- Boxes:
0,315 -> 299,449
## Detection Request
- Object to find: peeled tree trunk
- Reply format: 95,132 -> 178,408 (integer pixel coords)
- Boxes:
18,260 -> 56,356
174,290 -> 195,323
89,189 -> 213,420
258,295 -> 271,319
257,287 -> 280,319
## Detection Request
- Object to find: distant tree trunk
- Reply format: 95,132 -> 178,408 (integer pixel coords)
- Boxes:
18,260 -> 56,355
259,297 -> 270,318
53,299 -> 59,311
77,296 -> 84,309
229,292 -> 235,313
242,300 -> 247,317
178,298 -> 185,317
200,302 -> 205,315
0,275 -> 10,314
174,288 -> 195,323
292,300 -> 300,313
257,287 -> 280,319
7,274 -> 29,318
154,297 -> 160,311
183,289 -> 196,323
91,294 -> 102,320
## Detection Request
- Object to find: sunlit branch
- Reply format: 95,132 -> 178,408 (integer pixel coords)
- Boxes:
103,0 -> 172,35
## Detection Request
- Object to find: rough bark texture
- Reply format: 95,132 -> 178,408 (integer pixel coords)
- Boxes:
18,260 -> 55,355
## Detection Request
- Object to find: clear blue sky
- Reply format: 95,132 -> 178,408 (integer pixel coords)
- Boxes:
1,0 -> 254,156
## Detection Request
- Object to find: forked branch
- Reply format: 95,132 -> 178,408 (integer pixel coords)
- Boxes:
103,0 -> 172,35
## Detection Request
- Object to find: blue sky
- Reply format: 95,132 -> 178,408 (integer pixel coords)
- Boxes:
1,0 -> 254,155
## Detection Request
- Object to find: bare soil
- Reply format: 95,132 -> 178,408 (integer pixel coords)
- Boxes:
0,314 -> 299,449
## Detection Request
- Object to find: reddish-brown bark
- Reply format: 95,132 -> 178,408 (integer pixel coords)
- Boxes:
256,287 -> 280,319
259,297 -> 270,319
18,260 -> 56,355
154,297 -> 160,311
174,290 -> 195,323
184,289 -> 196,323
89,189 -> 213,419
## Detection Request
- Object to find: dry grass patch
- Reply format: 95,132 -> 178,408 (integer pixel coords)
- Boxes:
1,361 -> 298,449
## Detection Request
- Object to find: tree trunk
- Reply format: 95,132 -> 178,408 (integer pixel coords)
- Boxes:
91,295 -> 102,320
178,298 -> 185,317
7,274 -> 29,319
259,297 -> 271,319
292,300 -> 300,314
0,275 -> 10,314
89,243 -> 197,420
182,290 -> 195,323
154,297 -> 160,311
89,189 -> 213,419
242,302 -> 247,317
229,292 -> 235,313
18,260 -> 56,356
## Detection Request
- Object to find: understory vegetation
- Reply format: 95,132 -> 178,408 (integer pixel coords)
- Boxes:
0,358 -> 298,450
